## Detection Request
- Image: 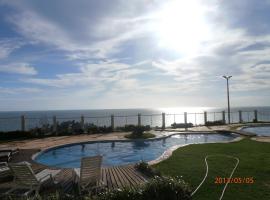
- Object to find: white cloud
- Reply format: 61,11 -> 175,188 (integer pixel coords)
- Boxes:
0,38 -> 24,59
0,63 -> 37,75
24,60 -> 148,88
1,0 -> 270,109
5,4 -> 152,60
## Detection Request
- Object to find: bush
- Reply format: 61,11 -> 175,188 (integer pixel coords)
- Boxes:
97,176 -> 191,200
97,187 -> 142,200
86,124 -> 112,134
116,124 -> 137,132
171,123 -> 193,128
125,132 -> 155,139
135,162 -> 161,177
205,120 -> 225,126
0,131 -> 34,141
15,176 -> 191,200
253,118 -> 258,123
143,176 -> 191,200
132,126 -> 146,137
116,125 -> 151,132
57,120 -> 84,135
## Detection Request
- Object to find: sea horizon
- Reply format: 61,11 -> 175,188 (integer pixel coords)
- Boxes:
1,105 -> 270,113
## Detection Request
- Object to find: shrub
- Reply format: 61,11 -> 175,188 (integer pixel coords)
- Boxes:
171,123 -> 193,128
116,124 -> 137,132
97,187 -> 142,200
57,120 -> 84,135
253,118 -> 258,123
205,120 -> 225,126
116,125 -> 151,132
86,124 -> 112,134
0,131 -> 34,141
132,126 -> 145,137
125,132 -> 155,139
135,162 -> 161,177
143,176 -> 191,200
96,176 -> 191,200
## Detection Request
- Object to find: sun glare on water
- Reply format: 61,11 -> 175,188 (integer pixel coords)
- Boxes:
154,0 -> 211,56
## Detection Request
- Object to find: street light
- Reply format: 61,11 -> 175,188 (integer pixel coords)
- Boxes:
222,75 -> 232,124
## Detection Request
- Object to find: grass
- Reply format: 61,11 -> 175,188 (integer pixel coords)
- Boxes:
124,132 -> 156,139
153,138 -> 270,200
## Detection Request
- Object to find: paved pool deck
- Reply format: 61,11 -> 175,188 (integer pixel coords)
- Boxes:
0,123 -> 269,151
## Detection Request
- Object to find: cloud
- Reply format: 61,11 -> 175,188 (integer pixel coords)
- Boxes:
1,0 -> 270,109
23,61 -> 148,94
0,38 -> 24,59
0,63 -> 37,75
211,0 -> 270,36
3,1 -> 155,60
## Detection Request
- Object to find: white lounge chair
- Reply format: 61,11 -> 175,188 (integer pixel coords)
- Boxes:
73,155 -> 105,194
7,162 -> 61,198
0,148 -> 19,163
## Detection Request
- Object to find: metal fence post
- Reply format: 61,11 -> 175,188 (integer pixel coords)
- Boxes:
21,115 -> 25,132
162,113 -> 165,130
254,110 -> 258,122
239,110 -> 243,123
81,115 -> 85,131
138,113 -> 141,126
222,111 -> 226,124
53,116 -> 57,135
204,111 -> 207,125
111,115 -> 114,131
184,112 -> 187,130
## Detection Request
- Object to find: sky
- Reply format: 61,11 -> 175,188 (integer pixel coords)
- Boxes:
0,0 -> 270,111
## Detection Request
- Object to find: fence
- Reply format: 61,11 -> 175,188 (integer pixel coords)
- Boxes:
0,110 -> 269,133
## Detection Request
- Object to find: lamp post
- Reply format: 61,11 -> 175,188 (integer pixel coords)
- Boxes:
222,75 -> 232,124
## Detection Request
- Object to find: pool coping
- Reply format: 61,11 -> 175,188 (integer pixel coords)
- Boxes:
240,125 -> 270,136
31,131 -> 242,168
148,135 -> 244,165
239,124 -> 270,142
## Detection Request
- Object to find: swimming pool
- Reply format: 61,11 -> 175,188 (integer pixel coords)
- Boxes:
242,126 -> 270,136
34,133 -> 238,168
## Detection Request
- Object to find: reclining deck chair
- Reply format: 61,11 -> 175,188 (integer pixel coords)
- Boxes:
0,162 -> 12,180
73,155 -> 105,194
7,162 -> 60,198
0,148 -> 18,163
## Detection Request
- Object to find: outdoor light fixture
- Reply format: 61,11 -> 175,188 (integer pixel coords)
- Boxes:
222,76 -> 232,124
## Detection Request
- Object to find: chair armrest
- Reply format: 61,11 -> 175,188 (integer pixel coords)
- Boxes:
0,162 -> 7,167
38,174 -> 53,183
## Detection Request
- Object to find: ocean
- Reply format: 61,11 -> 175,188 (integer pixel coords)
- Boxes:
0,107 -> 269,132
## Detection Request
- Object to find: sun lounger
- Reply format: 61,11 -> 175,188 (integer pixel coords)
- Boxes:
0,148 -> 19,162
0,152 -> 11,163
73,155 -> 105,194
6,162 -> 61,198
0,162 -> 12,180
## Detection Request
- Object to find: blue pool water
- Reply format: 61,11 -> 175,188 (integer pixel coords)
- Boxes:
35,133 -> 238,168
242,126 -> 270,136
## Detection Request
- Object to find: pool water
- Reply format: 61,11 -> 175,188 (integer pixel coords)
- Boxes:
35,133 -> 238,168
242,126 -> 270,136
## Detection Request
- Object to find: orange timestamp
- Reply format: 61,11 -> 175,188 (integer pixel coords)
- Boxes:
215,177 -> 254,184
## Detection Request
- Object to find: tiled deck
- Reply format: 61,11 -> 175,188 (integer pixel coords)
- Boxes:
0,149 -> 148,196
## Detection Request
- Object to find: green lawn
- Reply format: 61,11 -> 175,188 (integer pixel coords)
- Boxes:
153,138 -> 270,200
